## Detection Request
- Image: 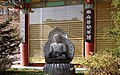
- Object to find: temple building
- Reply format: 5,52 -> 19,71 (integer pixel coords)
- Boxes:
19,0 -> 116,66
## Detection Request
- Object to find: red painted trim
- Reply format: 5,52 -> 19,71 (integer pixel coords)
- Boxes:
85,42 -> 94,57
20,43 -> 24,65
24,13 -> 29,66
25,14 -> 29,44
20,14 -> 29,66
84,0 -> 94,4
29,63 -> 45,67
20,43 -> 28,66
24,3 -> 30,9
20,13 -> 29,66
84,2 -> 94,57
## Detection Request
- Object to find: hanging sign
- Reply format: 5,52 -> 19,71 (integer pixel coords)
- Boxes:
85,9 -> 94,42
46,1 -> 65,7
85,4 -> 94,9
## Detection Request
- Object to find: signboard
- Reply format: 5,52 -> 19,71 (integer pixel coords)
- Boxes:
46,1 -> 65,7
85,9 -> 94,42
31,0 -> 83,8
85,4 -> 94,9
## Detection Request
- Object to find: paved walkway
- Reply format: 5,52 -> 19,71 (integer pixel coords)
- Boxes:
11,65 -> 87,72
11,65 -> 44,71
11,65 -> 120,73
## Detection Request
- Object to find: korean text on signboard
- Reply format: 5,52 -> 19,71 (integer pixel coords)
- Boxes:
85,9 -> 94,42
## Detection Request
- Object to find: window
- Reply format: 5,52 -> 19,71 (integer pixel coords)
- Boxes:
27,5 -> 83,63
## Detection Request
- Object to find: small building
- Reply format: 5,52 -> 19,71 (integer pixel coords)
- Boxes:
20,0 -> 116,66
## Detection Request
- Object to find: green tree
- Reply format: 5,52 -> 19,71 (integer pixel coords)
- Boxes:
104,0 -> 120,57
108,0 -> 120,43
0,20 -> 20,71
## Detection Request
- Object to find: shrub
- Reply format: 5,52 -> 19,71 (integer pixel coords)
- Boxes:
106,48 -> 120,58
79,52 -> 120,75
0,58 -> 12,71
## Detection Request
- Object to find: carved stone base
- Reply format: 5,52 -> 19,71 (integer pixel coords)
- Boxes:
43,63 -> 75,75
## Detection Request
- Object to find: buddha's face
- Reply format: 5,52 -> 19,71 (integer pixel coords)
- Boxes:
54,34 -> 62,43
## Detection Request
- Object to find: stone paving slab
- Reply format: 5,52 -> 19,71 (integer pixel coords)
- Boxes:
11,65 -> 87,72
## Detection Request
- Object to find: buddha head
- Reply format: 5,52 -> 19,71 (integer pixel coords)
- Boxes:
53,34 -> 63,43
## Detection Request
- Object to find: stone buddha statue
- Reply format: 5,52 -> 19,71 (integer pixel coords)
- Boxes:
43,28 -> 75,75
48,34 -> 67,60
44,27 -> 74,63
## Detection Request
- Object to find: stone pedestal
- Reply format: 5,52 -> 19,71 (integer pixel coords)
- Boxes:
43,63 -> 75,75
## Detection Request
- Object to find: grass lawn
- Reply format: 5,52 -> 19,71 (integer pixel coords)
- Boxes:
0,68 -> 84,75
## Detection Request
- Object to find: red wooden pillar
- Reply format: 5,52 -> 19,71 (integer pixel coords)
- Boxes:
20,42 -> 28,66
20,13 -> 29,66
20,2 -> 30,66
84,0 -> 94,57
